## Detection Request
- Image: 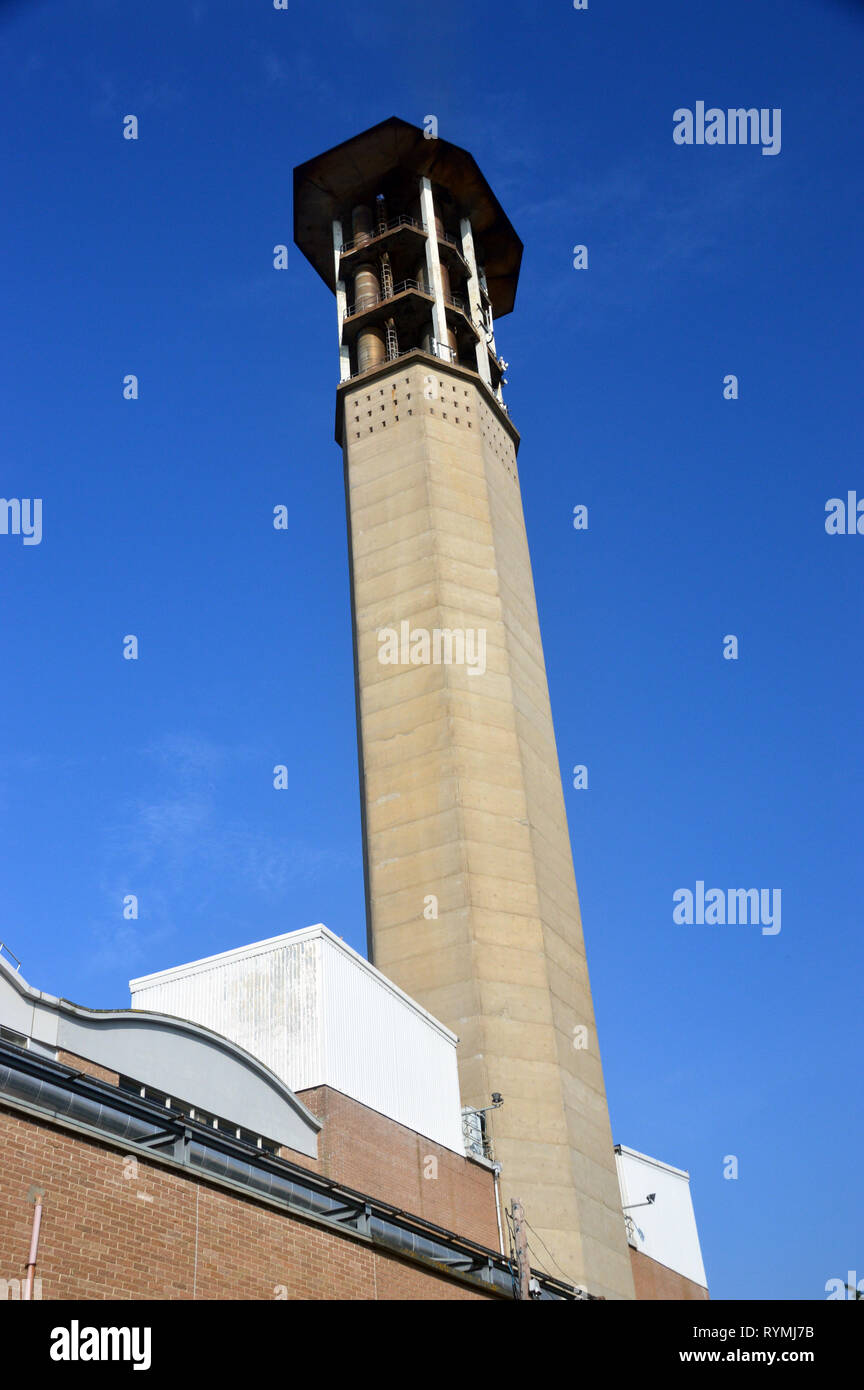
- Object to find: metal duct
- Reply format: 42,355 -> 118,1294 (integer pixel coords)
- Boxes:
357,326 -> 386,374
0,1058 -> 159,1146
353,262 -> 380,313
351,205 -> 374,247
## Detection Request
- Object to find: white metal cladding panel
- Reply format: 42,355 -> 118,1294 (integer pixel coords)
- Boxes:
130,929 -> 465,1153
130,938 -> 323,1093
320,941 -> 464,1153
616,1148 -> 708,1288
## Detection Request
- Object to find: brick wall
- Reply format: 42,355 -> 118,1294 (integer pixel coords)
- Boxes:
282,1086 -> 500,1251
56,1050 -> 120,1087
52,1049 -> 500,1256
0,1103 -> 494,1301
630,1247 -> 709,1300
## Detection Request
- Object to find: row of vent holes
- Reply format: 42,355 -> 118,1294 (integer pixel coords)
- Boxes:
479,405 -> 517,480
352,382 -> 475,439
349,382 -> 512,476
480,408 -> 508,455
349,377 -> 412,410
353,408 -> 474,438
350,379 -> 472,410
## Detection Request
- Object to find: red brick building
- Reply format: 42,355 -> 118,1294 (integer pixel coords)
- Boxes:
0,947 -> 575,1301
1,935 -> 707,1301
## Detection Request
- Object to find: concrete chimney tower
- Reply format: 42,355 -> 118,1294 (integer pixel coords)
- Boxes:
294,118 -> 635,1300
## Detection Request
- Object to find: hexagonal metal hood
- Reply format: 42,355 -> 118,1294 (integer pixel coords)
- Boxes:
293,116 -> 522,318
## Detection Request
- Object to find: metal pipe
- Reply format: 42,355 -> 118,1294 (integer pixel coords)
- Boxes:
354,260 -> 385,373
356,326 -> 386,374
351,204 -> 374,248
492,1163 -> 506,1256
353,262 -> 380,314
23,1195 -> 43,1300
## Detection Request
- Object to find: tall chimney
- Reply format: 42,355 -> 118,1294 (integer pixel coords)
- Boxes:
294,117 -> 635,1301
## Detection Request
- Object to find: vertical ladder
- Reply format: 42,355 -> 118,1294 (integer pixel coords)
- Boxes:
380,253 -> 394,300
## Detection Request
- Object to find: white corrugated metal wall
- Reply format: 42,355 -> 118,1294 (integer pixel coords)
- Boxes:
615,1146 -> 708,1288
320,935 -> 463,1150
129,926 -> 464,1153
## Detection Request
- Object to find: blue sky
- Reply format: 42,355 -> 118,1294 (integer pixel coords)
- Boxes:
1,0 -> 862,1300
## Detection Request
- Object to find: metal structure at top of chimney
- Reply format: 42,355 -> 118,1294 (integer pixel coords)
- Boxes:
335,178 -> 504,396
293,117 -> 523,405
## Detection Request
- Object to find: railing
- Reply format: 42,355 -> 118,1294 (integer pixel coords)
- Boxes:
340,215 -> 422,255
345,343 -> 450,382
346,281 -> 478,322
0,943 -> 22,972
345,278 -> 431,319
340,218 -> 468,259
346,346 -> 415,379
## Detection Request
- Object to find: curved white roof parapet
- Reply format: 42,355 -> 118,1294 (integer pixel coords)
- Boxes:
0,953 -> 319,1158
